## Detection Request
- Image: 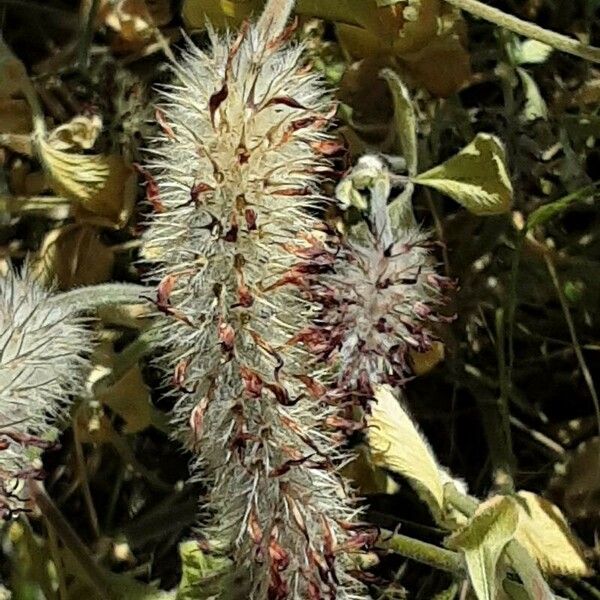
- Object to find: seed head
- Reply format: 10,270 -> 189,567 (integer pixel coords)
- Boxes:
143,11 -> 367,600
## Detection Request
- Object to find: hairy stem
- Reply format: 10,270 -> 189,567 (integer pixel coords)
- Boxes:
378,530 -> 465,574
49,283 -> 149,312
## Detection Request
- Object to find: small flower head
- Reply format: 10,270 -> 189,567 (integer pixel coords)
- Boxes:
301,154 -> 454,392
327,229 -> 451,388
0,263 -> 92,518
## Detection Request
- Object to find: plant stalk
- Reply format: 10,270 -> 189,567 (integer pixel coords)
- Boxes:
444,0 -> 600,63
378,530 -> 465,574
27,480 -> 112,600
49,283 -> 150,312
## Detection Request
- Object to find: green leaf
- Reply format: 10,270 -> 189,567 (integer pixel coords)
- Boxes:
504,541 -> 555,600
446,496 -> 519,600
380,68 -> 418,176
413,133 -> 513,215
8,521 -> 58,600
176,541 -> 235,600
432,582 -> 459,600
526,182 -> 600,229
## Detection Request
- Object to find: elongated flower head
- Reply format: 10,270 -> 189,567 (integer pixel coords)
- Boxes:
143,5 -> 368,599
0,264 -> 92,518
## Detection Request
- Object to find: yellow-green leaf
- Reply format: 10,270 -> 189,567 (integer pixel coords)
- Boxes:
368,384 -> 445,519
176,541 -> 238,600
514,491 -> 590,577
413,133 -> 513,215
446,496 -> 519,600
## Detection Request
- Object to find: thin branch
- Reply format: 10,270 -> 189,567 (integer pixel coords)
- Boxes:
27,480 -> 112,600
444,0 -> 600,63
545,254 -> 600,438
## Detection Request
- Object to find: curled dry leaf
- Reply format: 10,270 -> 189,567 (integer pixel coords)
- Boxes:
31,223 -> 114,289
100,0 -> 172,53
72,154 -> 138,226
38,132 -> 136,226
368,384 -> 445,519
514,491 -> 589,577
38,137 -> 110,202
47,114 -> 103,151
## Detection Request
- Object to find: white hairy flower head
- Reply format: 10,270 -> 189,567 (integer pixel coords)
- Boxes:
0,263 -> 92,518
142,4 -> 368,598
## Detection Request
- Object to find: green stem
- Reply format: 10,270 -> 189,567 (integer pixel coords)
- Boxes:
444,0 -> 600,63
77,0 -> 101,71
545,254 -> 600,439
378,530 -> 464,574
110,328 -> 160,383
444,483 -> 478,517
493,308 -> 516,491
27,480 -> 112,600
49,283 -> 150,312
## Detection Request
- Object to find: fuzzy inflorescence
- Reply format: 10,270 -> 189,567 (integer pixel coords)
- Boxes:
0,264 -> 92,518
143,11 -> 368,600
313,226 -> 452,393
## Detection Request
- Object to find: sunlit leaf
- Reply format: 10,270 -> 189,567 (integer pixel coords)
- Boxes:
342,445 -> 401,495
446,496 -> 519,600
368,384 -> 445,519
413,133 -> 513,215
517,67 -> 548,121
409,341 -> 445,376
514,491 -> 590,576
31,224 -> 114,289
97,365 -> 155,434
511,39 -> 553,65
